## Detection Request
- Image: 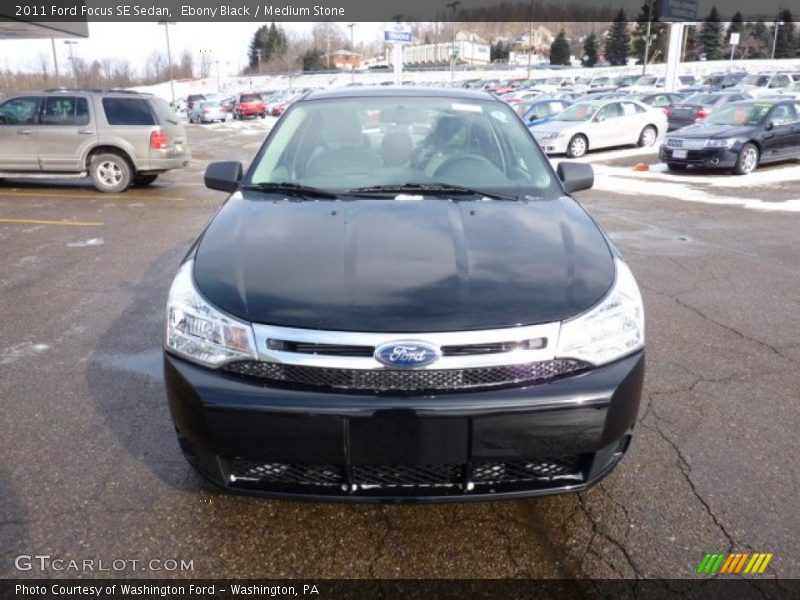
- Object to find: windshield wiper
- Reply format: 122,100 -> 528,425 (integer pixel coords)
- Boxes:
347,183 -> 518,202
241,181 -> 338,199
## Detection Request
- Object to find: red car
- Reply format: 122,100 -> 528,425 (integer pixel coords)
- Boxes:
233,93 -> 266,119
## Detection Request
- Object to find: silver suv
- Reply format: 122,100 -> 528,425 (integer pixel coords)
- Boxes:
0,89 -> 190,192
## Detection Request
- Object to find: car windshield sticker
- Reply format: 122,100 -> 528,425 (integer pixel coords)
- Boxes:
452,103 -> 483,113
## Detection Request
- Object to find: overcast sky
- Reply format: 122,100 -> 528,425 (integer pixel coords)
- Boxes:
1,22 -> 386,75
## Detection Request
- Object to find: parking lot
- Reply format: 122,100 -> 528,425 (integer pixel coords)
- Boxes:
1,120 -> 799,580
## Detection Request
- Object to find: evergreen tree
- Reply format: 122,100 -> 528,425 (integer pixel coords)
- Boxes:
582,32 -> 598,67
604,9 -> 630,66
772,10 -> 796,58
247,22 -> 288,71
549,29 -> 572,66
490,40 -> 510,62
699,6 -> 723,61
631,0 -> 667,65
301,48 -> 325,72
744,20 -> 771,58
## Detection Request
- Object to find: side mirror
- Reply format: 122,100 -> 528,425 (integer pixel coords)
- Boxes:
557,162 -> 594,194
204,161 -> 243,193
765,121 -> 775,131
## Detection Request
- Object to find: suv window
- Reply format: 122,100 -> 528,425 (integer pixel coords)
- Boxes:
102,97 -> 156,126
0,96 -> 40,125
42,96 -> 89,126
149,97 -> 178,124
240,94 -> 262,102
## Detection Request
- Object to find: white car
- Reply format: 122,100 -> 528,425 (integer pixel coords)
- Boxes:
530,98 -> 668,158
732,73 -> 794,98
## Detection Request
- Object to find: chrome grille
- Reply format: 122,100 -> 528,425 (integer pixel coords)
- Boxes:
667,138 -> 705,150
222,358 -> 589,393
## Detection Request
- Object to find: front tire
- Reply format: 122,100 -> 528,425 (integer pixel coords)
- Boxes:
638,125 -> 658,148
733,143 -> 759,175
566,134 -> 588,158
89,153 -> 131,193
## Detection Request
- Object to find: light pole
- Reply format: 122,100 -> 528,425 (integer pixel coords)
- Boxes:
771,20 -> 785,60
158,21 -> 176,106
642,0 -> 653,75
64,40 -> 78,87
214,60 -> 221,91
347,23 -> 356,84
446,0 -> 460,80
50,38 -> 60,84
527,0 -> 533,79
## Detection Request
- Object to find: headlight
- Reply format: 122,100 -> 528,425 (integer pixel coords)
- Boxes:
537,131 -> 564,140
556,258 -> 644,366
164,261 -> 256,367
704,138 -> 736,148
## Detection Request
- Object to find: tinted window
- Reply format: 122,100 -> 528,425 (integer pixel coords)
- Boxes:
0,96 -> 40,125
102,98 -> 156,125
41,96 -> 89,126
240,94 -> 262,102
149,97 -> 178,123
769,104 -> 796,125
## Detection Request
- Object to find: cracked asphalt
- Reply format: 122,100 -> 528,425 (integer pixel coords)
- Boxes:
1,124 -> 798,580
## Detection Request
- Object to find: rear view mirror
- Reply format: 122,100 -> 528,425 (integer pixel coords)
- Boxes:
557,162 -> 594,194
204,161 -> 243,193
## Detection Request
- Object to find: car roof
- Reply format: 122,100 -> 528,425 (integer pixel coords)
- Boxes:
303,86 -> 499,102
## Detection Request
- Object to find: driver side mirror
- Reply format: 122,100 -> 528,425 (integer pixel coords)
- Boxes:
204,161 -> 243,193
557,162 -> 594,194
765,121 -> 775,131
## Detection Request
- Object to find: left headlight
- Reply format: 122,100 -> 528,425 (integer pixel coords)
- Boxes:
537,131 -> 564,140
704,138 -> 736,148
555,258 -> 644,366
164,260 -> 257,367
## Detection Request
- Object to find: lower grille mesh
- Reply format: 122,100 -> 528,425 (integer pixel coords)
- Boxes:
227,457 -> 583,494
222,359 -> 589,393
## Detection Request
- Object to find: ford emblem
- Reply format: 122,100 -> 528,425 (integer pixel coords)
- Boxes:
374,341 -> 441,369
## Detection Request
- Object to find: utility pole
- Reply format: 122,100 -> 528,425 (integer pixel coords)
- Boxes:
446,0 -> 460,80
64,40 -> 78,87
527,0 -> 533,79
158,21 -> 176,106
642,0 -> 653,75
771,19 -> 784,60
50,38 -> 60,85
215,60 -> 220,91
347,23 -> 356,84
256,48 -> 263,74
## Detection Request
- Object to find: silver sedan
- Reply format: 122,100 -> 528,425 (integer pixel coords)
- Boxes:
188,101 -> 228,124
530,98 -> 669,158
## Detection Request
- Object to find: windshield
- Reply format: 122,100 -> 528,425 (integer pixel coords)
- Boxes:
706,103 -> 772,126
555,102 -> 600,121
635,76 -> 657,86
685,94 -> 720,105
742,75 -> 769,87
248,96 -> 558,197
240,94 -> 262,102
545,77 -> 563,84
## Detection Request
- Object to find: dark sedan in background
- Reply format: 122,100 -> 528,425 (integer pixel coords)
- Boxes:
163,88 -> 645,502
660,99 -> 800,174
667,91 -> 750,130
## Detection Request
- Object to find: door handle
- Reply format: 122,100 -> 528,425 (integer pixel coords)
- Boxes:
17,129 -> 33,135
78,129 -> 94,135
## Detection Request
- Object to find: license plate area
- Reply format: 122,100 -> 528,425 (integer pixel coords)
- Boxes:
672,149 -> 688,159
349,415 -> 468,465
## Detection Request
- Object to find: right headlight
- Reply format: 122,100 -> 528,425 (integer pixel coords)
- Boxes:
555,258 -> 644,366
164,260 -> 256,367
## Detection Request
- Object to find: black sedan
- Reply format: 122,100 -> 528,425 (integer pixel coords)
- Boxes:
667,91 -> 750,130
163,88 -> 645,501
660,99 -> 800,174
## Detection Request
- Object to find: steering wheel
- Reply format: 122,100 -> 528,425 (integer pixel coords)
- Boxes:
433,153 -> 500,178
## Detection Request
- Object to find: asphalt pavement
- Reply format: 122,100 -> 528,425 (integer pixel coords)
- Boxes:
1,123 -> 798,580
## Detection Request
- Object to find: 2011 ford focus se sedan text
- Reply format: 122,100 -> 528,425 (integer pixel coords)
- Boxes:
163,88 -> 645,502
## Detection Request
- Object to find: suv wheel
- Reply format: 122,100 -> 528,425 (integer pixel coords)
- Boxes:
133,174 -> 159,186
90,153 -> 132,193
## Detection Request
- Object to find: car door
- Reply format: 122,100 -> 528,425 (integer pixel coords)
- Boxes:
791,103 -> 800,156
37,96 -> 96,172
763,104 -> 797,159
590,102 -> 623,149
0,96 -> 42,171
620,102 -> 647,145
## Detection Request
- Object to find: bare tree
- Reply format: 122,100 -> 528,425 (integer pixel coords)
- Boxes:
144,51 -> 166,84
198,50 -> 213,79
178,48 -> 194,79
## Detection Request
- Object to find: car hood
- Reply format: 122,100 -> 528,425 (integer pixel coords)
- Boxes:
192,193 -> 615,332
670,123 -> 752,138
530,120 -> 582,134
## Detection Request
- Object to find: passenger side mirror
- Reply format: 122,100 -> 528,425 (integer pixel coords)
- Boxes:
204,161 -> 243,193
557,162 -> 594,194
765,121 -> 775,131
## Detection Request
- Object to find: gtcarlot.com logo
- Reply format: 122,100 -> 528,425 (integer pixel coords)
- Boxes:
14,554 -> 194,572
696,552 -> 773,575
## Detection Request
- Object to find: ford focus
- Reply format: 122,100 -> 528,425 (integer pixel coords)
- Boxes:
163,88 -> 645,501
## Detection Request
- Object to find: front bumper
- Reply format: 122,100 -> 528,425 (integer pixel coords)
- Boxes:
534,136 -> 569,155
164,351 -> 644,502
660,145 -> 738,168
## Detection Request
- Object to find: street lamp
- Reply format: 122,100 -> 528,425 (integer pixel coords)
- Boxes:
446,0 -> 460,80
63,40 -> 78,87
527,0 -> 533,79
158,21 -> 177,106
642,0 -> 653,75
50,38 -> 60,84
771,20 -> 785,60
347,23 -> 356,84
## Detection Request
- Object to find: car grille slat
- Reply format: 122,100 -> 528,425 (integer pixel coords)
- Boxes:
226,458 -> 583,495
667,138 -> 705,150
222,358 -> 589,393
